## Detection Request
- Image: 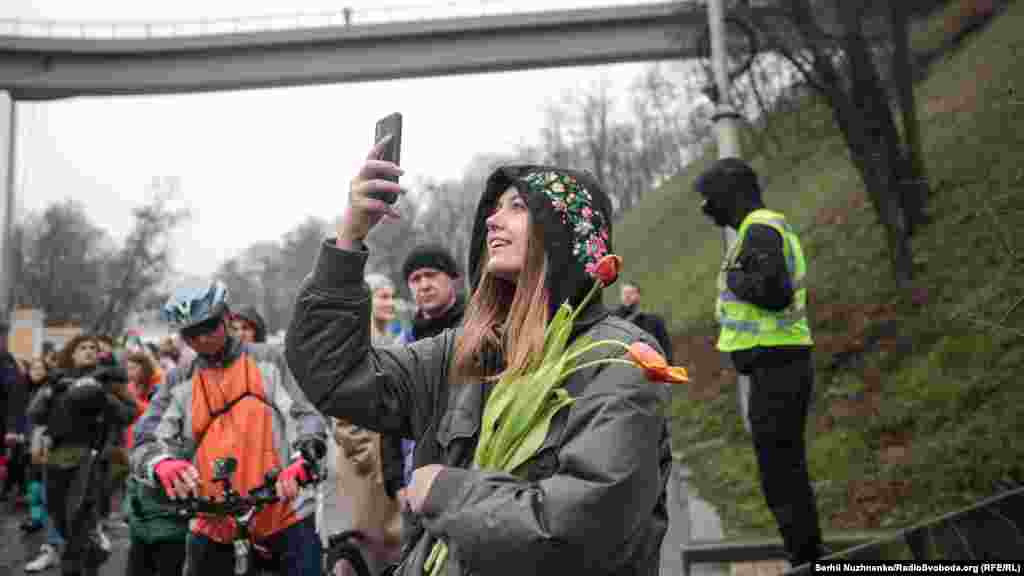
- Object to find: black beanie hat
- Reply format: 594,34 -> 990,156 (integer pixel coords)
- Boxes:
402,243 -> 460,282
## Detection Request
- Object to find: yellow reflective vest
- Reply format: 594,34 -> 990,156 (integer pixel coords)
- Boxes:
716,209 -> 813,352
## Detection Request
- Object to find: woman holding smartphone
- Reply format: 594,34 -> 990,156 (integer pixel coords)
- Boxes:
286,140 -> 674,576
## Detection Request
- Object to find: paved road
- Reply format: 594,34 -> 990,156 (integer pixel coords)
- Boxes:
1,461 -> 725,576
0,499 -> 130,576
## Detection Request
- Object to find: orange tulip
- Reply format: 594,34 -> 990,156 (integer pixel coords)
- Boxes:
628,342 -> 690,384
592,254 -> 623,286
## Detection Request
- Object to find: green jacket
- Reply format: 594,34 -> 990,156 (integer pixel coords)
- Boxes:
124,476 -> 189,544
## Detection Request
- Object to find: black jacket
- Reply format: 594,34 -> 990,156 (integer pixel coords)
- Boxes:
28,365 -> 137,449
410,294 -> 466,342
694,158 -> 811,373
5,366 -> 33,437
614,304 -> 674,364
0,351 -> 17,437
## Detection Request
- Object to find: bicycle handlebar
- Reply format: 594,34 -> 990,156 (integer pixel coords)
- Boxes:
172,464 -> 318,520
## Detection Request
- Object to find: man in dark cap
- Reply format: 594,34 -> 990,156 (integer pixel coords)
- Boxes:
401,243 -> 466,341
694,157 -> 826,567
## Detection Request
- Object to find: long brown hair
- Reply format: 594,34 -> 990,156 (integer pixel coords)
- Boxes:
125,351 -> 159,397
58,334 -> 97,371
453,213 -> 549,382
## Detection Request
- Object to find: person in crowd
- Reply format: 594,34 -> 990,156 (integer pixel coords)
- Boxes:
285,144 -> 674,576
42,341 -> 59,371
122,351 -> 163,450
24,357 -> 69,574
27,334 -> 138,576
397,247 -> 469,496
230,306 -> 268,344
614,281 -> 674,363
174,334 -> 198,372
106,349 -> 166,534
122,353 -> 188,576
402,244 -> 466,341
156,336 -> 180,374
3,350 -> 30,505
95,335 -> 120,368
130,279 -> 328,576
320,272 -> 407,576
19,357 -> 51,534
90,333 -> 132,536
0,321 -> 16,468
693,157 -> 825,566
366,274 -> 404,346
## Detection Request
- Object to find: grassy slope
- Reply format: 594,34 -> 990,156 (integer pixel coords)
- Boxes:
616,1 -> 1024,535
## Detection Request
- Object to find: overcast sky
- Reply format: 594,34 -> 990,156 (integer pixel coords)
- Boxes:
5,0 -> 669,277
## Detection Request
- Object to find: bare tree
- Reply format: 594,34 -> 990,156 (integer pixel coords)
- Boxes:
577,77 -> 614,196
15,199 -> 111,325
365,210 -> 421,294
216,256 -> 262,316
239,241 -> 285,333
728,0 -> 931,285
92,192 -> 190,336
539,100 -> 576,168
274,216 -> 329,330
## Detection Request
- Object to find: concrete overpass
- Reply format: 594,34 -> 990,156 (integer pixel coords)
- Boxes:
0,2 -> 769,101
0,0 -> 765,326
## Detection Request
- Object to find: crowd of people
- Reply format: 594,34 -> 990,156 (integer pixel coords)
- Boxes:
0,329 -> 200,574
1,149 -> 826,576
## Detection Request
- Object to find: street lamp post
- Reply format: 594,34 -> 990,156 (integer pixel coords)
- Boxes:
706,0 -> 753,433
0,93 -> 17,329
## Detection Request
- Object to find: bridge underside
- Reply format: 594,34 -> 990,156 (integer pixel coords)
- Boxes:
0,3 -> 766,101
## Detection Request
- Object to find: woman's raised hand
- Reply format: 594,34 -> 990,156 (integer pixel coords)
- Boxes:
336,136 -> 406,249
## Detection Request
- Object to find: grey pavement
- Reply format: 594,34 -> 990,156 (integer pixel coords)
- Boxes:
0,499 -> 129,576
664,462 -> 727,576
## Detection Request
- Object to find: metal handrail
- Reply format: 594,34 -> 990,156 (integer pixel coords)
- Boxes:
678,485 -> 1024,574
0,0 -> 670,40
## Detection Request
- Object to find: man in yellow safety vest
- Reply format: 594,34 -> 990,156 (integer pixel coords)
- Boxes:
694,158 -> 826,567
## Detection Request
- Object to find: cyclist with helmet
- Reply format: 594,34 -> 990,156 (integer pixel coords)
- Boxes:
129,279 -> 328,576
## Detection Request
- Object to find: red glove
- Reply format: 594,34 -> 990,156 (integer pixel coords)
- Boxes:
279,459 -> 310,485
155,459 -> 194,498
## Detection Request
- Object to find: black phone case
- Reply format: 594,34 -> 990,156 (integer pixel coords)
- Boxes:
374,113 -> 402,187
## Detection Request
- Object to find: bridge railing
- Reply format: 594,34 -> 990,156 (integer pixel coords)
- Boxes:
0,0 -> 677,40
680,485 -> 1024,574
787,485 -> 1024,571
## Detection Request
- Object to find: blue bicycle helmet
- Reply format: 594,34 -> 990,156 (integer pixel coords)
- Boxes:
161,279 -> 230,331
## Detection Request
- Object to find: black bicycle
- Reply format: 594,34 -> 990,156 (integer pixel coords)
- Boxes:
173,456 -> 327,576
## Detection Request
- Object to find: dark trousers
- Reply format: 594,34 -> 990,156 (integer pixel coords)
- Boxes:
185,516 -> 321,576
97,455 -> 115,522
128,539 -> 187,576
3,442 -> 28,495
747,348 -> 825,565
46,460 -> 109,576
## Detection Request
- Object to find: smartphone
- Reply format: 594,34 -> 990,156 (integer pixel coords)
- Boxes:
374,112 -> 402,190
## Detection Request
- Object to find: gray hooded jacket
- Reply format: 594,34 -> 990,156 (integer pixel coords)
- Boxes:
286,166 -> 672,576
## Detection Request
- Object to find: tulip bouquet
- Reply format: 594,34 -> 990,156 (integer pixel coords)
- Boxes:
424,255 -> 688,576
